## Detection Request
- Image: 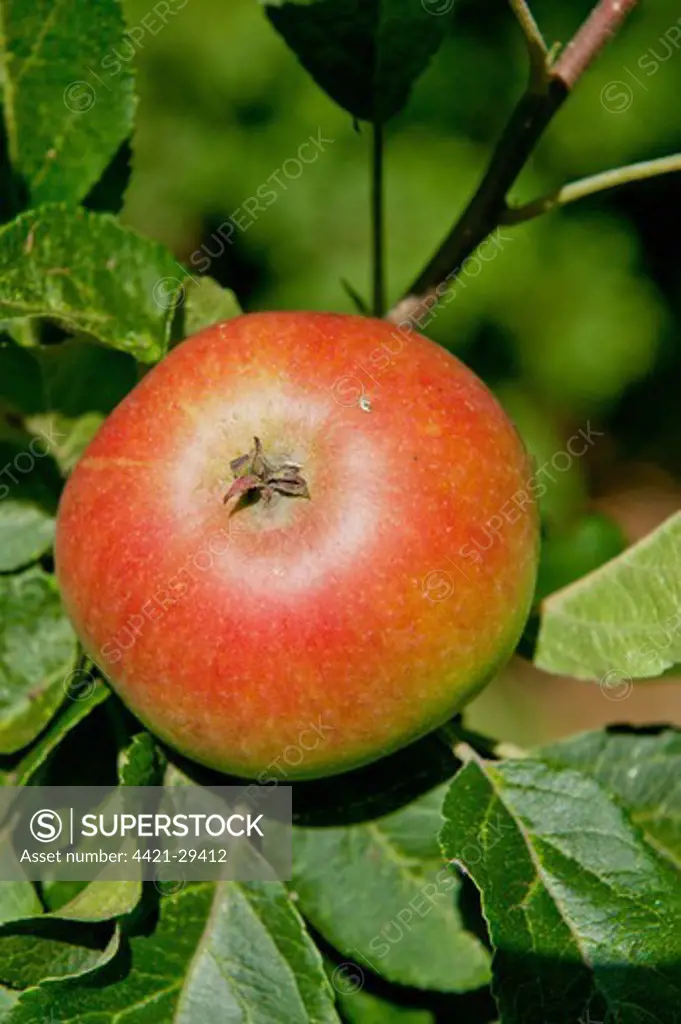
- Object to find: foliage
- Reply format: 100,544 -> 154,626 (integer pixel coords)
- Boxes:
0,0 -> 680,1021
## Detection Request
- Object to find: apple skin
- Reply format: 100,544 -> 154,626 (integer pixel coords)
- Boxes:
55,312 -> 538,779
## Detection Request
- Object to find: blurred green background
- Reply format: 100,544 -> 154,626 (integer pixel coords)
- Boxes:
121,0 -> 681,742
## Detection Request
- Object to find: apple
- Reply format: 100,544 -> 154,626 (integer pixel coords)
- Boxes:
55,312 -> 538,779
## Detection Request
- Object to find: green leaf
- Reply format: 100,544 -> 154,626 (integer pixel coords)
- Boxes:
0,205 -> 186,363
8,882 -> 341,1022
0,873 -> 139,989
292,784 -> 490,992
0,921 -> 120,989
46,880 -> 141,924
182,276 -> 241,336
0,502 -> 54,571
2,679 -> 110,786
0,879 -> 131,989
0,421 -> 61,573
118,731 -> 166,787
0,0 -> 135,205
0,984 -> 17,1015
0,566 -> 77,754
440,754 -> 681,1024
0,885 -> 41,929
536,727 -> 681,869
535,511 -> 681,681
265,0 -> 449,123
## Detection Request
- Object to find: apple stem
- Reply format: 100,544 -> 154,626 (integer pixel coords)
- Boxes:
223,436 -> 310,509
371,122 -> 386,318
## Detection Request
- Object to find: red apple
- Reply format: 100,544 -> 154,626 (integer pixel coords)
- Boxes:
55,312 -> 538,779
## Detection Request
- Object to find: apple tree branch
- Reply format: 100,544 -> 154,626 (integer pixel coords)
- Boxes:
388,0 -> 657,326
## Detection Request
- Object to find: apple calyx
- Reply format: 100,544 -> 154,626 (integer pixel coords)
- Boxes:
223,436 -> 310,508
